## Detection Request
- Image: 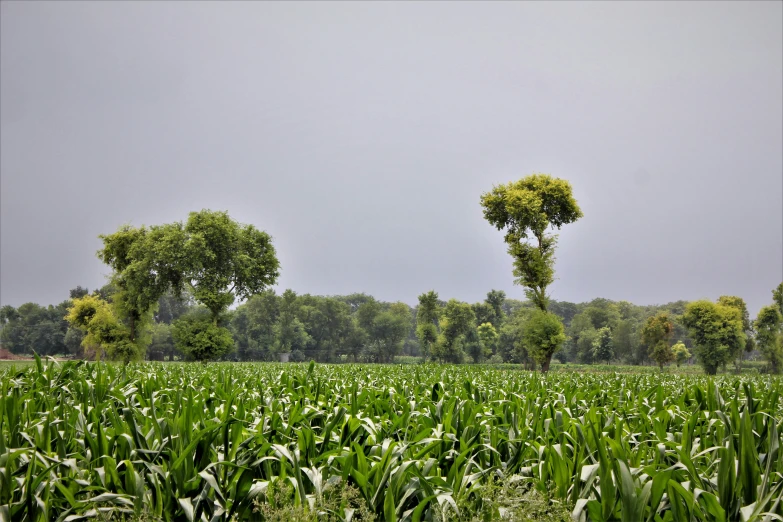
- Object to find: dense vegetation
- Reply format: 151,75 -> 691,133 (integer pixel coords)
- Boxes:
2,360 -> 782,521
3,285 -> 782,374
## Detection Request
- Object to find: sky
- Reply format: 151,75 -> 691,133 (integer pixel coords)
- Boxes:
1,1 -> 781,316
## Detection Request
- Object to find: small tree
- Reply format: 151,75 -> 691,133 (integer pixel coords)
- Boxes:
477,322 -> 499,360
172,317 -> 234,363
682,300 -> 745,375
754,305 -> 782,373
522,310 -> 566,371
480,174 -> 582,372
641,312 -> 674,370
671,342 -> 691,368
65,295 -> 143,364
432,300 -> 475,363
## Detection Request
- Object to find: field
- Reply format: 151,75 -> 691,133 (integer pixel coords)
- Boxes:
1,360 -> 782,521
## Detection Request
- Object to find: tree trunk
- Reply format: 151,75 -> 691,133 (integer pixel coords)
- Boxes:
541,355 -> 552,373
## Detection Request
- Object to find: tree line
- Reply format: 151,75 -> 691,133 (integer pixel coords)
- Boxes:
1,175 -> 782,374
2,281 -> 782,374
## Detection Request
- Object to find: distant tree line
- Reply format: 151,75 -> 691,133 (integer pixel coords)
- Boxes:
3,282 -> 782,374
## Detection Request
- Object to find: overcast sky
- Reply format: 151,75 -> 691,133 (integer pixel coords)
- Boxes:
1,1 -> 781,315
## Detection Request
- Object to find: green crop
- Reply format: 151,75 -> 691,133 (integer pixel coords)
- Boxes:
1,356 -> 781,521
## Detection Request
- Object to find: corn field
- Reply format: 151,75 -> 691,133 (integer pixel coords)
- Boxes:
1,358 -> 782,521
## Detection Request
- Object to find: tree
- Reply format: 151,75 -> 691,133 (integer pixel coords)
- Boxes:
416,291 -> 440,361
433,299 -> 476,363
98,222 -> 184,350
485,290 -> 506,328
477,322 -> 499,360
480,174 -> 582,313
69,286 -> 89,299
363,302 -> 412,363
172,316 -> 234,363
682,300 -> 746,375
480,174 -> 581,371
754,305 -> 782,373
591,326 -> 614,363
65,295 -> 142,364
717,295 -> 753,371
671,342 -> 691,368
522,310 -> 566,371
641,312 -> 674,370
182,210 -> 280,325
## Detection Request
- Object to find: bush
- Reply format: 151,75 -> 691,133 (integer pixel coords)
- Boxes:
171,318 -> 234,362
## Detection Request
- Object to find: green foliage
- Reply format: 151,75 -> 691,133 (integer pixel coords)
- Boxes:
682,300 -> 746,375
480,174 -> 582,311
172,317 -> 235,362
671,341 -> 691,367
754,305 -> 783,373
477,322 -> 499,360
416,291 -> 440,361
433,299 -> 476,363
641,312 -> 674,370
65,295 -> 144,364
183,210 -> 280,321
522,309 -> 566,371
772,282 -> 783,316
591,326 -> 614,363
4,362 -> 783,521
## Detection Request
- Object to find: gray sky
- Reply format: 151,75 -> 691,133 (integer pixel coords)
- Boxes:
1,1 -> 781,316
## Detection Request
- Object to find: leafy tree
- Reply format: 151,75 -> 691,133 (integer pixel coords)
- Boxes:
717,295 -> 753,371
682,300 -> 746,375
568,313 -> 597,363
471,303 -> 495,330
671,342 -> 691,368
69,286 -> 89,299
172,317 -> 234,363
641,312 -> 674,370
522,310 -> 566,371
273,290 -> 311,357
477,322 -> 499,360
363,302 -> 412,363
65,295 -> 142,364
64,328 -> 85,358
480,173 -> 582,320
485,290 -> 506,327
182,210 -> 280,324
433,299 -> 476,363
98,222 -> 184,349
416,291 -> 440,361
754,305 -> 782,373
591,326 -> 614,363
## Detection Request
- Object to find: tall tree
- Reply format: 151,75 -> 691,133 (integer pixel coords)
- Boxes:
480,174 -> 582,312
641,312 -> 674,370
416,291 -> 440,361
682,300 -> 746,375
774,283 -> 783,316
480,174 -> 581,371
